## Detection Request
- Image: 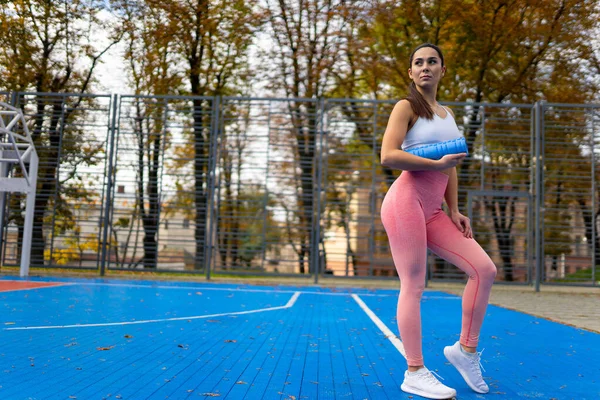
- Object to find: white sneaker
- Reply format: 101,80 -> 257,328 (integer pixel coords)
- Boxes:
400,367 -> 457,399
444,341 -> 489,393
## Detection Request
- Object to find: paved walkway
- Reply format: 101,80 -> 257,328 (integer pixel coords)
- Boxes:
432,282 -> 600,333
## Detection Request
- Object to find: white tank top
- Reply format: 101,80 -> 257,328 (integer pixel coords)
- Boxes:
401,106 -> 462,150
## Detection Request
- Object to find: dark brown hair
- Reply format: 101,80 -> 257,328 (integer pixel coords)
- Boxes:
406,43 -> 445,120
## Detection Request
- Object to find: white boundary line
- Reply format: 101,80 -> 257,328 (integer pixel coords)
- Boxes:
2,280 -> 460,299
351,293 -> 407,359
4,291 -> 301,331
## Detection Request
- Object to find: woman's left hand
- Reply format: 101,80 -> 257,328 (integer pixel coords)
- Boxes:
450,211 -> 473,239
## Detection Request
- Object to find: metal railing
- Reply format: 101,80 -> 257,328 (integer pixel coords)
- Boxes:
0,92 -> 598,288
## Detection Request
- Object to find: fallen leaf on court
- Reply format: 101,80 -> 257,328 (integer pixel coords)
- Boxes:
96,346 -> 115,351
285,396 -> 296,400
224,340 -> 237,343
196,292 -> 202,295
235,381 -> 247,385
124,335 -> 133,339
201,394 -> 220,397
4,322 -> 15,325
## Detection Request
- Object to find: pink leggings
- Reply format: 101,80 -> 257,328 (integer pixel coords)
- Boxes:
380,170 -> 497,367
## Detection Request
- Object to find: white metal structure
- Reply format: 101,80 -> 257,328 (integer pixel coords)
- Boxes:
0,101 -> 38,277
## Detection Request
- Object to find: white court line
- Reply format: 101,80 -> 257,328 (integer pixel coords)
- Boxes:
4,291 -> 301,331
351,293 -> 407,359
25,281 -> 459,299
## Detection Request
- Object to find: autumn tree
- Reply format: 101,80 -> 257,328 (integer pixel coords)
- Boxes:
216,102 -> 253,269
260,0 -> 364,274
348,0 -> 600,280
109,1 -> 184,269
113,0 -> 260,270
0,0 -> 120,267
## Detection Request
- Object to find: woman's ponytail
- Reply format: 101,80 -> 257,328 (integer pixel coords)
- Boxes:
407,81 -> 434,120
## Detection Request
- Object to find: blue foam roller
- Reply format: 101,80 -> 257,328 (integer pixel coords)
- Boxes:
405,137 -> 468,160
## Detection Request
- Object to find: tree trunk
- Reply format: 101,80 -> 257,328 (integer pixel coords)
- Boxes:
30,100 -> 63,267
141,130 -> 161,269
134,103 -> 161,270
486,195 -> 516,281
220,154 -> 232,268
497,230 -> 514,281
293,102 -> 318,274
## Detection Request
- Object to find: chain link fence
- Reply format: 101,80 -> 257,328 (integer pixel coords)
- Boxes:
0,93 -> 598,287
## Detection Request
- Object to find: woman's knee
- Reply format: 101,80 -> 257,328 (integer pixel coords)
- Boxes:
481,259 -> 497,282
466,258 -> 497,283
400,281 -> 425,299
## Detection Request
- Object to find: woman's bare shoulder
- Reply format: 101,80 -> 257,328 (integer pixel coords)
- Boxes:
443,105 -> 456,118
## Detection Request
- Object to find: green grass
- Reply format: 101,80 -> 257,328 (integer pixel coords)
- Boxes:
552,267 -> 599,284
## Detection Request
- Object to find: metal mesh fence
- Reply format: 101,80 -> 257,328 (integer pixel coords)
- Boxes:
321,99 -> 396,278
212,98 -> 321,276
468,191 -> 533,284
540,104 -> 599,285
428,104 -> 536,283
0,92 -> 598,287
105,95 -> 217,273
1,93 -> 113,270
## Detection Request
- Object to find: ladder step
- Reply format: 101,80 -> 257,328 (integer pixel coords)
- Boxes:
0,178 -> 32,193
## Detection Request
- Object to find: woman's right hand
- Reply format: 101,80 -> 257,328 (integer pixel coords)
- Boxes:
434,153 -> 466,170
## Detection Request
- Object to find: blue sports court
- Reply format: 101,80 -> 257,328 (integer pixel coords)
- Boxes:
0,276 -> 598,399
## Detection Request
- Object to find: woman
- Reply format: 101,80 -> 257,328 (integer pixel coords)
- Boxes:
380,43 -> 497,399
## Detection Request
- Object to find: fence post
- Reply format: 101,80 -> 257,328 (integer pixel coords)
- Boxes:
534,101 -> 542,292
205,96 -> 220,280
591,106 -> 597,286
100,94 -> 119,276
313,98 -> 325,284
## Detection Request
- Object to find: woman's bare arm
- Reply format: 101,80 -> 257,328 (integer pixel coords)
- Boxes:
380,100 -> 464,171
